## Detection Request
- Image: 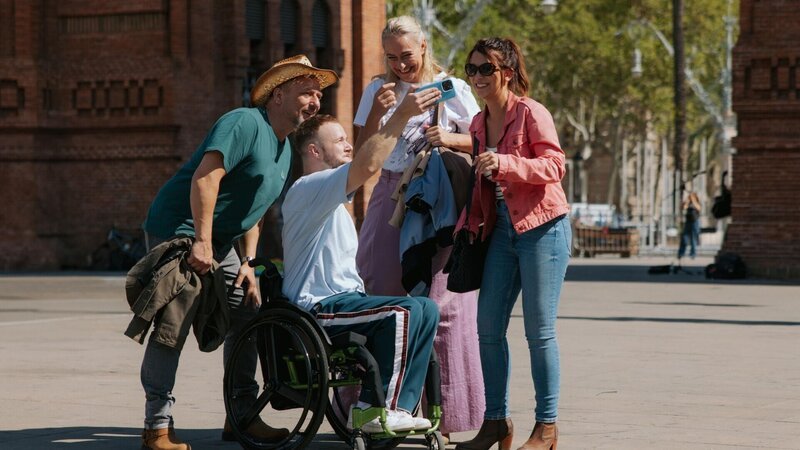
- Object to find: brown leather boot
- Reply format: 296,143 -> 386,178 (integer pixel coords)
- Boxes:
141,428 -> 191,450
517,422 -> 558,450
455,418 -> 514,450
221,416 -> 290,442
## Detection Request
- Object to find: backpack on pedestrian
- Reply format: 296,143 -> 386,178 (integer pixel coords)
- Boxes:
705,252 -> 746,279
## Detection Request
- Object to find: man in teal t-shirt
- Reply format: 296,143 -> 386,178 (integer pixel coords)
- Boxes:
138,56 -> 337,450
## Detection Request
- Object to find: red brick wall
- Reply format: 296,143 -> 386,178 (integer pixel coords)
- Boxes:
0,0 -> 385,270
724,0 -> 800,278
350,0 -> 387,229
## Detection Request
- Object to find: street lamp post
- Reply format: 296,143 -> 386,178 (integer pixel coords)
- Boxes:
621,3 -> 735,245
673,0 -> 687,213
721,3 -> 737,177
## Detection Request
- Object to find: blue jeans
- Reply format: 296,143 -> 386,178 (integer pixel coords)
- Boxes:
140,235 -> 258,430
477,202 -> 570,423
678,220 -> 700,259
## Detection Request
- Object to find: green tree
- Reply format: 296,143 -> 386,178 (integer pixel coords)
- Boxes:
386,0 -> 737,207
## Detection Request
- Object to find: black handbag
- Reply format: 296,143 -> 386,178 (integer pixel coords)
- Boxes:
444,136 -> 490,293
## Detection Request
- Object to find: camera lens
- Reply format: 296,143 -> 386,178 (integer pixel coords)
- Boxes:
442,80 -> 453,91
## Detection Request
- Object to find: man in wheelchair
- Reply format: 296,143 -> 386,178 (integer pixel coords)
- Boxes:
280,86 -> 443,434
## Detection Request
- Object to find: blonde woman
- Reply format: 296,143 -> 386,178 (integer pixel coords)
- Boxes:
353,15 -> 484,441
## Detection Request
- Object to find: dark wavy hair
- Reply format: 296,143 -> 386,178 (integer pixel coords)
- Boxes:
467,37 -> 530,96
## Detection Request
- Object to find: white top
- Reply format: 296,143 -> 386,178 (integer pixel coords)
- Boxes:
281,163 -> 364,310
354,73 -> 480,173
484,146 -> 504,200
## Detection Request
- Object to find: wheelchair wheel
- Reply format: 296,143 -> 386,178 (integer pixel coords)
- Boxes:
426,431 -> 446,450
224,306 -> 329,449
352,435 -> 366,450
325,373 -> 358,441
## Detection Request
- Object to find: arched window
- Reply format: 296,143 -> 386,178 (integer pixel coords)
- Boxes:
312,0 -> 334,114
312,0 -> 329,49
280,0 -> 298,57
245,0 -> 265,40
243,0 -> 267,106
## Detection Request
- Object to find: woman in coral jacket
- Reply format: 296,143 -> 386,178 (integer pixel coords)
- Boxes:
455,37 -> 571,450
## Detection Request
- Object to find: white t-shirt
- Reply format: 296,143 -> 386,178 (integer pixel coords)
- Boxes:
281,163 -> 364,310
354,73 -> 480,173
484,146 -> 504,200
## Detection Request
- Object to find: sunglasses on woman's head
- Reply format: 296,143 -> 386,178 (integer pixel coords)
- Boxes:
465,62 -> 500,77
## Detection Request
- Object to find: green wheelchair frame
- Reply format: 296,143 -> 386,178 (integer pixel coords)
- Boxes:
222,259 -> 446,450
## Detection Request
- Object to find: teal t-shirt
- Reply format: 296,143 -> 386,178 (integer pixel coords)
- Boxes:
143,107 -> 292,248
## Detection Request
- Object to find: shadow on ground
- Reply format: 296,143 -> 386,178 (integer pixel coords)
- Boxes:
554,315 -> 800,327
0,427 -> 358,449
0,427 -> 433,449
565,263 -> 800,286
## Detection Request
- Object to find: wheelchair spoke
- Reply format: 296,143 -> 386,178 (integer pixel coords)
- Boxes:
238,387 -> 275,430
257,326 -> 281,381
225,308 -> 331,450
275,383 -> 307,407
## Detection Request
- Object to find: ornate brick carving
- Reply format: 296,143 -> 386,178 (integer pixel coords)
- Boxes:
0,79 -> 24,116
742,56 -> 800,101
0,144 -> 177,161
64,78 -> 163,116
142,80 -> 161,110
75,82 -> 93,111
59,12 -> 166,34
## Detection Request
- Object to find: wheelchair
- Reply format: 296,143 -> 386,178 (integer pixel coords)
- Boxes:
223,259 -> 446,450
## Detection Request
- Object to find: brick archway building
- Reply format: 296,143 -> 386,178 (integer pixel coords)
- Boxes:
723,0 -> 800,278
0,0 -> 386,270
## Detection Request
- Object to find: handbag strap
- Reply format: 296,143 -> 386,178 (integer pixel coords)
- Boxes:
463,135 -> 480,217
431,102 -> 440,131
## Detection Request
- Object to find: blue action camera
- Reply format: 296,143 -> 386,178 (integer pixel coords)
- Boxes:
418,78 -> 456,103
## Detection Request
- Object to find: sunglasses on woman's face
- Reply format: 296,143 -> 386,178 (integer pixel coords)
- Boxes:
465,62 -> 500,77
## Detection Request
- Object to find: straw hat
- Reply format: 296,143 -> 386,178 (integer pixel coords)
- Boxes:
250,55 -> 339,107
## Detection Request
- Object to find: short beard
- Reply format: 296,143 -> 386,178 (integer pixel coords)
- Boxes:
322,153 -> 345,169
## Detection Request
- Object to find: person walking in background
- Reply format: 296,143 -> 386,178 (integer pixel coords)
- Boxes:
135,56 -> 337,450
678,189 -> 702,261
455,38 -> 571,450
353,15 -> 484,442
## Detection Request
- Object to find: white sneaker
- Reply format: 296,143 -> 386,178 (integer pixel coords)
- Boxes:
383,410 -> 417,432
412,416 -> 432,430
396,409 -> 431,430
348,408 -> 416,433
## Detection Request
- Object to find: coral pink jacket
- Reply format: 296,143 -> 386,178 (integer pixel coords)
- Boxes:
457,92 -> 570,238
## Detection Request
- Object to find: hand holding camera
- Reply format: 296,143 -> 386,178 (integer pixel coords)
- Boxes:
417,78 -> 457,103
396,86 -> 441,117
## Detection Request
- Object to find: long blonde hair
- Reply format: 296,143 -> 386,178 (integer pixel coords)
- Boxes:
381,16 -> 443,84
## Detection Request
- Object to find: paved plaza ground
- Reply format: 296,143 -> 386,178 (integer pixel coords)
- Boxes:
1,256 -> 798,449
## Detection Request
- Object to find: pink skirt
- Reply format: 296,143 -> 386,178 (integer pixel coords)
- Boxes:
357,170 -> 406,296
357,170 -> 485,434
